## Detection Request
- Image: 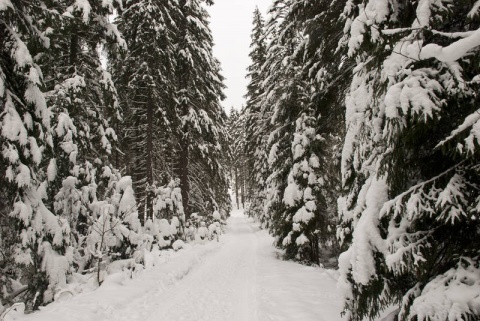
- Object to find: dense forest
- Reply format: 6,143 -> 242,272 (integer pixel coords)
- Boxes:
0,0 -> 229,312
1,0 -> 480,320
232,0 -> 480,320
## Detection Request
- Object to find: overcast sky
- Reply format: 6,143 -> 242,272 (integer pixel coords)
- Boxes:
208,0 -> 271,114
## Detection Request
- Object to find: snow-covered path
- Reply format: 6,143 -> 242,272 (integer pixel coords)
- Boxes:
17,210 -> 342,321
144,212 -> 259,321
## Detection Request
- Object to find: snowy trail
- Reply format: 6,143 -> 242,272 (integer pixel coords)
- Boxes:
142,213 -> 259,321
17,210 -> 342,321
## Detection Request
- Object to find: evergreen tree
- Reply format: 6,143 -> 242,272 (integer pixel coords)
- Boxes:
244,7 -> 270,222
247,0 -> 346,265
338,1 -> 480,320
114,0 -> 178,224
173,0 -> 230,218
227,108 -> 247,209
0,0 -> 71,308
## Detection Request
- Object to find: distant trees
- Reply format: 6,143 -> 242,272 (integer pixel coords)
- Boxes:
226,108 -> 247,209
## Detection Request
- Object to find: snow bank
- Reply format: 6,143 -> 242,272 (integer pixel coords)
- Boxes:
14,242 -> 222,321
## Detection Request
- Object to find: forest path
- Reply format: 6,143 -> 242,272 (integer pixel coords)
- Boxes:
142,210 -> 259,321
134,209 -> 343,321
17,209 -> 342,321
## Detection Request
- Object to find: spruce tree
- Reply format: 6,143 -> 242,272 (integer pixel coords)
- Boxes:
0,0 -> 71,308
244,7 -> 270,222
249,0 -> 346,265
173,0 -> 230,218
114,0 -> 178,224
338,1 -> 480,320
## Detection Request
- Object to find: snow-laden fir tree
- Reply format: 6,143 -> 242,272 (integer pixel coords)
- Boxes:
338,1 -> 480,320
173,0 -> 230,218
282,112 -> 324,263
114,0 -> 179,224
244,7 -> 270,223
285,0 -> 351,265
0,0 -> 145,310
42,0 -> 139,301
0,0 -> 72,309
259,0 -> 304,235
42,0 -> 124,245
252,0 -> 346,265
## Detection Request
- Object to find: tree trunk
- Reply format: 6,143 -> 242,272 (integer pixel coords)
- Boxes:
235,167 -> 239,209
178,139 -> 190,219
145,97 -> 154,221
69,29 -> 78,74
240,163 -> 245,208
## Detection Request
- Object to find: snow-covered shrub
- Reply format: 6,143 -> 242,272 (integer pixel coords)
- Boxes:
208,222 -> 221,241
196,222 -> 209,243
85,175 -> 142,284
186,208 -> 224,243
172,240 -> 186,251
153,179 -> 185,222
140,179 -> 186,249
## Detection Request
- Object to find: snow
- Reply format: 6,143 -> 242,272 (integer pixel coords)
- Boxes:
14,210 -> 343,321
67,0 -> 92,23
0,0 -> 13,11
420,28 -> 480,62
339,176 -> 388,287
436,106 -> 480,153
409,259 -> 480,321
172,239 -> 185,251
284,172 -> 303,207
468,1 -> 480,18
2,99 -> 28,145
15,164 -> 31,187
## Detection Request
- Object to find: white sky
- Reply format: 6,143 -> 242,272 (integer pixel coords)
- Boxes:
208,0 -> 271,114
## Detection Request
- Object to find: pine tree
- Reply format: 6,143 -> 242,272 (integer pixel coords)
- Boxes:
338,1 -> 480,320
114,0 -> 178,224
173,0 -> 230,218
248,0 -> 346,265
283,0 -> 350,265
0,0 -> 71,308
244,7 -> 270,222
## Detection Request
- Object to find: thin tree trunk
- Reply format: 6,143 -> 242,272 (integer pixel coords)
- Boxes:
69,29 -> 78,74
178,139 -> 190,219
241,172 -> 245,209
235,167 -> 239,209
146,97 -> 154,221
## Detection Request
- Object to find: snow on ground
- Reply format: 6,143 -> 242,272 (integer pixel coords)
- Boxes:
16,209 -> 343,321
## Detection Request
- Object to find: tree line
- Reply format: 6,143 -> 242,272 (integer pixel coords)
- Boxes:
230,0 -> 480,320
0,0 -> 229,312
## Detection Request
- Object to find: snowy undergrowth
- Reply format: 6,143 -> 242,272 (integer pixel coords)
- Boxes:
8,240 -> 223,321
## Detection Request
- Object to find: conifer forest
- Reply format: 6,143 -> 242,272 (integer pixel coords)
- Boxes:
1,0 -> 479,320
